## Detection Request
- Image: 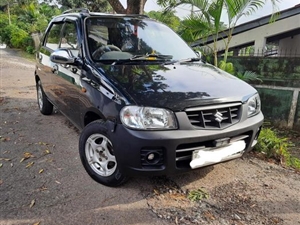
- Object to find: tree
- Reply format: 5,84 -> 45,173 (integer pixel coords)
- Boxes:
147,10 -> 180,31
51,0 -> 147,14
178,15 -> 227,44
0,0 -> 16,24
58,0 -> 112,12
0,0 -> 61,52
108,0 -> 147,14
39,2 -> 61,19
157,0 -> 279,66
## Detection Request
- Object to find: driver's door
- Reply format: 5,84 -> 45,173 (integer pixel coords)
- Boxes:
50,19 -> 83,126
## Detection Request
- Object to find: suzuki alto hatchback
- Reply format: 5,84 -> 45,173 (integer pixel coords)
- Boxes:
35,9 -> 263,186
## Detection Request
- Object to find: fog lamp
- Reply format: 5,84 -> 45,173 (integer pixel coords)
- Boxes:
147,153 -> 155,161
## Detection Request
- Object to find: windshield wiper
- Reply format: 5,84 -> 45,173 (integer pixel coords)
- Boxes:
164,57 -> 201,65
182,57 -> 201,62
111,54 -> 173,65
131,54 -> 173,60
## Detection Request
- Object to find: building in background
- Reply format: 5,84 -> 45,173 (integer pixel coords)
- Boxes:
191,4 -> 300,57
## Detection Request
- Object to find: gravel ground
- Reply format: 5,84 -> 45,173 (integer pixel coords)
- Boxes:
0,48 -> 299,225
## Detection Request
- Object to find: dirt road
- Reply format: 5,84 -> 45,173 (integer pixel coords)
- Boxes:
0,48 -> 299,225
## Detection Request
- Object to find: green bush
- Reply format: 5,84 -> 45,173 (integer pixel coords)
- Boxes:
3,24 -> 29,49
23,36 -> 34,47
255,128 -> 288,159
26,46 -> 35,54
11,27 -> 29,49
0,13 -> 9,39
254,128 -> 300,170
2,24 -> 35,53
1,24 -> 14,47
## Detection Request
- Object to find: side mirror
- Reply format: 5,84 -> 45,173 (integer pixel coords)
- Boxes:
50,49 -> 76,64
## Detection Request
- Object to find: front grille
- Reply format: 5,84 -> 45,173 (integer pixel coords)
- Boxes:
185,103 -> 242,129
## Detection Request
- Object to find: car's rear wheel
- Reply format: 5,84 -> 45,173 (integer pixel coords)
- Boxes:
79,120 -> 127,187
36,80 -> 53,115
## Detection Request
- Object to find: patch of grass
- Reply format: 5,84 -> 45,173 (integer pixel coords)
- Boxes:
18,50 -> 36,62
254,128 -> 300,170
7,48 -> 36,62
187,188 -> 209,202
287,157 -> 300,170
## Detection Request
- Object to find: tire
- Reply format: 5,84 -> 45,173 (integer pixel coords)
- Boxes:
79,120 -> 127,187
36,80 -> 53,115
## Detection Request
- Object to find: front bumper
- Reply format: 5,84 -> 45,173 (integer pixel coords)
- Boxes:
109,112 -> 264,176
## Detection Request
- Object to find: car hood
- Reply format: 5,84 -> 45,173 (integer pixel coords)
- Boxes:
101,62 -> 257,111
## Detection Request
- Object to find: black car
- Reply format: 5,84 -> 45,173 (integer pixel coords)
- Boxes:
35,9 -> 263,187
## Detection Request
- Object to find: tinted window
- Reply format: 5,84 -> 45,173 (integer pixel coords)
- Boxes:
45,23 -> 63,50
87,25 -> 109,54
60,22 -> 78,50
86,17 -> 197,61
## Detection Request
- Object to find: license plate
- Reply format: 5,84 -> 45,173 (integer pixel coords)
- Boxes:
190,140 -> 246,169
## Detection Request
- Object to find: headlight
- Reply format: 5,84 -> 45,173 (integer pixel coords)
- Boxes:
247,94 -> 261,117
120,106 -> 177,130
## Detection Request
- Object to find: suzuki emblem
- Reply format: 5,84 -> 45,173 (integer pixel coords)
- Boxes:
214,111 -> 223,122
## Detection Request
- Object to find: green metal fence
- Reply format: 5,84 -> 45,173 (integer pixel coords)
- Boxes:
226,56 -> 300,130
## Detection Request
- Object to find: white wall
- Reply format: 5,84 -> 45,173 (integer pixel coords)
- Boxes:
202,14 -> 300,56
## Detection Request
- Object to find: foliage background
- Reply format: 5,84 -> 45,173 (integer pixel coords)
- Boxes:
0,0 -> 61,53
0,0 -> 182,53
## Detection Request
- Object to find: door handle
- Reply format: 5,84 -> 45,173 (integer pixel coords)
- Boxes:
52,64 -> 58,74
38,54 -> 43,62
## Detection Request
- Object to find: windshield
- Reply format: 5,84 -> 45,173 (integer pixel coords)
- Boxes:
85,17 -> 197,62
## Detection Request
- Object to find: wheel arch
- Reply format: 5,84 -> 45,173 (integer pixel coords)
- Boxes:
79,119 -> 128,186
35,73 -> 40,83
83,109 -> 106,127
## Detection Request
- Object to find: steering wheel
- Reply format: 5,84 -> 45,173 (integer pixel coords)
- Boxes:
92,45 -> 121,59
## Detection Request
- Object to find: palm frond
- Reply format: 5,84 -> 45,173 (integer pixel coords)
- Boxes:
226,0 -> 264,22
236,70 -> 262,82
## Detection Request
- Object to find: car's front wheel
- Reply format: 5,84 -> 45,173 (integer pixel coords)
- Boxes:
36,80 -> 53,115
79,120 -> 127,187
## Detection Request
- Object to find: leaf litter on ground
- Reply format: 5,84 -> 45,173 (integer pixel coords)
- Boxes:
0,158 -> 11,161
20,152 -> 34,162
26,161 -> 34,168
29,199 -> 35,208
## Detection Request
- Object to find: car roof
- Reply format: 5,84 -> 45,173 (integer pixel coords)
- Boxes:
54,8 -> 149,20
